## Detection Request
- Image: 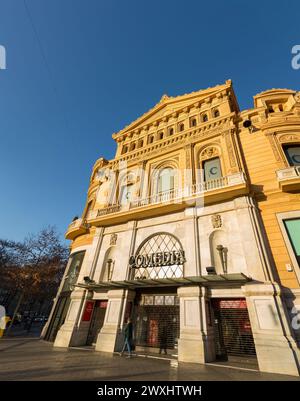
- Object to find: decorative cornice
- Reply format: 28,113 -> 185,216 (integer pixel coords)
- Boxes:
278,133 -> 300,142
260,115 -> 300,132
254,88 -> 296,98
114,115 -> 234,163
112,80 -> 233,140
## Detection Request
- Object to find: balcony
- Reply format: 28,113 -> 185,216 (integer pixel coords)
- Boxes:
65,218 -> 89,240
87,172 -> 248,226
276,166 -> 300,191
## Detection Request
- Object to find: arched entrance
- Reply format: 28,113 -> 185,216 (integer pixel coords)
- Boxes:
130,232 -> 185,280
131,233 -> 184,356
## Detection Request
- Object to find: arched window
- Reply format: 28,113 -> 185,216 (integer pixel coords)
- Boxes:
158,131 -> 164,140
191,118 -> 197,127
202,114 -> 208,122
138,139 -> 144,148
213,109 -> 220,118
179,123 -> 185,132
169,127 -> 174,136
157,167 -> 175,193
130,232 -> 185,279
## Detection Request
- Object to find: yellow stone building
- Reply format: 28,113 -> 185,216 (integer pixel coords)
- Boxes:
42,80 -> 300,376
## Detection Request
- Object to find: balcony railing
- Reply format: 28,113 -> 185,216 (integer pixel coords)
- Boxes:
87,172 -> 246,219
67,218 -> 85,230
65,218 -> 89,239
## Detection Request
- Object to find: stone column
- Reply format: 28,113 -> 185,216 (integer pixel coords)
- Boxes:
95,289 -> 135,353
182,210 -> 200,277
177,286 -> 215,363
184,143 -> 195,188
137,160 -> 147,200
243,282 -> 300,376
54,288 -> 91,347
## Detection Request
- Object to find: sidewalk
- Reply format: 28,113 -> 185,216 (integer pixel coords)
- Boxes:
4,322 -> 43,338
0,337 -> 299,381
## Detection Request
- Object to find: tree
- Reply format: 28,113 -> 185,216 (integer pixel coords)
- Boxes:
0,226 -> 69,333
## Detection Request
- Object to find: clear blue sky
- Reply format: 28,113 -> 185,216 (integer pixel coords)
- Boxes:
0,0 -> 299,243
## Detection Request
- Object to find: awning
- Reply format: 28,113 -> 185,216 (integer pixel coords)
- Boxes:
75,273 -> 251,291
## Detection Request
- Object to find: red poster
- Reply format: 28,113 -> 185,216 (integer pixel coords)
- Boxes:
148,319 -> 158,346
213,298 -> 247,309
82,301 -> 94,321
99,301 -> 108,308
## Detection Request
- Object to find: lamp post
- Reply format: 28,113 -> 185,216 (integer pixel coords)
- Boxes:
216,245 -> 228,274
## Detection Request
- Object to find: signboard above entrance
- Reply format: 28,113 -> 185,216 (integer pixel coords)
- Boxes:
129,250 -> 186,269
129,232 -> 186,280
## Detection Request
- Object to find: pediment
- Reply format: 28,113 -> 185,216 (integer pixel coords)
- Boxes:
113,80 -> 233,139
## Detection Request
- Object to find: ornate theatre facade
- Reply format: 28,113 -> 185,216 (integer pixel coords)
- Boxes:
42,80 -> 300,376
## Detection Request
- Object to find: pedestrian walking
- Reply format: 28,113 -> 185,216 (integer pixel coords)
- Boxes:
120,317 -> 133,358
159,321 -> 168,355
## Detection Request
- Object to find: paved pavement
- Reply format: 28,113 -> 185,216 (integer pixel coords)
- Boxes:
0,337 -> 299,381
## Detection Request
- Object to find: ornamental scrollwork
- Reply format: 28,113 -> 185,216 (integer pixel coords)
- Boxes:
200,146 -> 219,160
278,134 -> 300,143
211,214 -> 222,229
294,91 -> 300,103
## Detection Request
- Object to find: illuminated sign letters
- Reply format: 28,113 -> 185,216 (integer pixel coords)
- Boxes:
129,250 -> 186,269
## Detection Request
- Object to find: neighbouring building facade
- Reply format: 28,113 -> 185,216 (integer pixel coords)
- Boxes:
42,80 -> 300,376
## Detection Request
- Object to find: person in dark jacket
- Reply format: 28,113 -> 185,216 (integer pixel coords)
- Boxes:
120,317 -> 133,358
159,321 -> 168,355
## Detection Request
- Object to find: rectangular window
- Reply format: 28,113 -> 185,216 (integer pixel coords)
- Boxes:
203,157 -> 222,181
284,218 -> 300,266
158,170 -> 174,193
283,145 -> 300,166
120,184 -> 134,205
62,251 -> 85,292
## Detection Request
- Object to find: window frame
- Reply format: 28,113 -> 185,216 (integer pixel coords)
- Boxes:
62,251 -> 86,293
179,123 -> 185,132
202,156 -> 222,181
148,135 -> 154,144
202,113 -> 208,122
190,118 -> 197,127
213,109 -> 220,118
276,211 -> 300,285
157,167 -> 175,194
283,144 -> 300,166
120,183 -> 134,205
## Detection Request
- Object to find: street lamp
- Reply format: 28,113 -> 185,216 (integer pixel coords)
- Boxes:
216,244 -> 228,274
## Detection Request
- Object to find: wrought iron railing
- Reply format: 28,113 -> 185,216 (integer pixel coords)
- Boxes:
86,172 -> 246,219
67,218 -> 84,230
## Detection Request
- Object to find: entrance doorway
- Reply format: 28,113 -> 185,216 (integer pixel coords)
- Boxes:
211,298 -> 257,366
133,294 -> 179,356
44,294 -> 71,342
86,300 -> 107,345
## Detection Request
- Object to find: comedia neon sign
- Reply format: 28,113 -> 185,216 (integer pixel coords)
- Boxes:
129,250 -> 186,269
